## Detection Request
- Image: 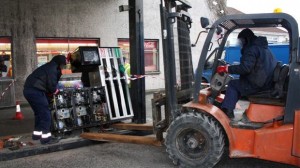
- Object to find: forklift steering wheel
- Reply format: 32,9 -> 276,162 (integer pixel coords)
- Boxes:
210,72 -> 233,93
217,59 -> 228,66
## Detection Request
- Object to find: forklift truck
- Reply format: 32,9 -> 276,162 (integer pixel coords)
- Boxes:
164,13 -> 300,167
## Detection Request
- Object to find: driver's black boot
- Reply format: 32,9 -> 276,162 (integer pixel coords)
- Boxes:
222,108 -> 235,119
226,110 -> 235,119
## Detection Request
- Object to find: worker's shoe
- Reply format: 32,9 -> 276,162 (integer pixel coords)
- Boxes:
40,136 -> 60,145
222,108 -> 235,119
32,131 -> 42,140
32,134 -> 41,140
226,110 -> 235,119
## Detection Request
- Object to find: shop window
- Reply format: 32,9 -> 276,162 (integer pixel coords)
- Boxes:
36,38 -> 100,74
0,37 -> 12,78
118,39 -> 159,73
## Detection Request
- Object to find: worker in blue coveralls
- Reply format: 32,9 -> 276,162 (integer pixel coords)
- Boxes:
217,28 -> 277,119
23,55 -> 66,144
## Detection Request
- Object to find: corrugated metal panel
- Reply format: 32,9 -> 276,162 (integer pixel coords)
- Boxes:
177,18 -> 194,90
0,79 -> 16,108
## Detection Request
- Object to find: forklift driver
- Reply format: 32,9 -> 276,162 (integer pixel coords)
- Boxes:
216,28 -> 277,118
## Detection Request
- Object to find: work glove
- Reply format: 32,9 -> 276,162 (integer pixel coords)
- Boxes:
66,52 -> 72,63
216,65 -> 228,74
54,89 -> 60,95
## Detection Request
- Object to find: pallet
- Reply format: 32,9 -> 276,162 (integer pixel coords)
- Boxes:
110,122 -> 153,131
80,132 -> 161,146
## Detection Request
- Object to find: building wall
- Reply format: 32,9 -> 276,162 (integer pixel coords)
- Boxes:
0,0 -> 219,102
189,0 -> 226,72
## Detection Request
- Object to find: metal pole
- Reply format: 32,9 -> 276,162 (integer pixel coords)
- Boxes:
129,0 -> 146,123
161,0 -> 178,120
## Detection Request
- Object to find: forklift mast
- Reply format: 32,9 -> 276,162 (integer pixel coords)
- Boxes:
160,0 -> 193,122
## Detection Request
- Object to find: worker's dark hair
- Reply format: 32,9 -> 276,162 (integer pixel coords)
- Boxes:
238,28 -> 255,39
51,55 -> 66,65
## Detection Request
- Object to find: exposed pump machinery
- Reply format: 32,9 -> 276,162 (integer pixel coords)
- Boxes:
51,46 -> 133,134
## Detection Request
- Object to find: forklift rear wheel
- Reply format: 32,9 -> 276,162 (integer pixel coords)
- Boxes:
165,112 -> 225,168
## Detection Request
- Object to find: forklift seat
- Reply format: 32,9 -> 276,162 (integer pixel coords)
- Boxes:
248,62 -> 289,106
271,63 -> 289,98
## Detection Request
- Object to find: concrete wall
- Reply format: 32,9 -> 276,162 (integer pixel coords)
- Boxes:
0,0 -> 219,102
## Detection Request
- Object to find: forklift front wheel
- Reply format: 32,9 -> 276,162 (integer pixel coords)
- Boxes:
165,112 -> 225,168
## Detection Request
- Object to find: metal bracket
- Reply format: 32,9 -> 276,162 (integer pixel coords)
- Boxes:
179,10 -> 192,28
168,12 -> 182,24
180,10 -> 191,22
168,10 -> 192,26
168,12 -> 182,18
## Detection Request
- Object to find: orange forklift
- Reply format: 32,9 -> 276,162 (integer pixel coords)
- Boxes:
164,13 -> 300,167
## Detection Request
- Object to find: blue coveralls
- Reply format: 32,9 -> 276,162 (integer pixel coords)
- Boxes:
221,36 -> 277,111
23,55 -> 65,144
23,88 -> 52,139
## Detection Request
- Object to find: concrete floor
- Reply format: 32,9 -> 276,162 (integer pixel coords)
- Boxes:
1,141 -> 296,168
0,105 -> 35,137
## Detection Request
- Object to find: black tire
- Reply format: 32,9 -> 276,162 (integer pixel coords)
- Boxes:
165,111 -> 225,168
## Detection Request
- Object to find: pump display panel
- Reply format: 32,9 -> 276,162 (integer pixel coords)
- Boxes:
70,46 -> 100,72
82,50 -> 100,65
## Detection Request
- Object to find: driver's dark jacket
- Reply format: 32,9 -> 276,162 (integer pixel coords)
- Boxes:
24,61 -> 61,94
228,36 -> 277,96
